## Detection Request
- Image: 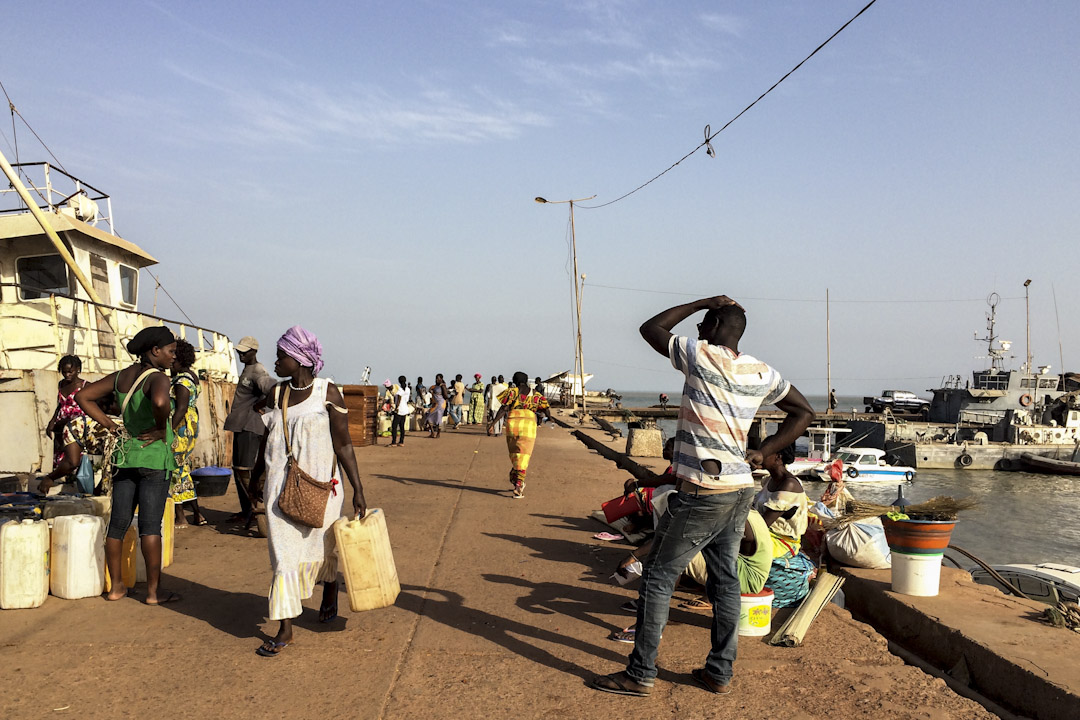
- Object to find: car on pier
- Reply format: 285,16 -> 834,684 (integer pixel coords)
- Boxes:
864,390 -> 931,416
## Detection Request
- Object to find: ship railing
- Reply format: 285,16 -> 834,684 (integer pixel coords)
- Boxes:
0,162 -> 115,234
0,283 -> 236,380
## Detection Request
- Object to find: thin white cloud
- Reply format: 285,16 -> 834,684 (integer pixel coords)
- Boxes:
160,63 -> 550,148
144,0 -> 296,69
699,13 -> 747,37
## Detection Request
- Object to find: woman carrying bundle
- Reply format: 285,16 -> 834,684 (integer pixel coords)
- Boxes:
489,371 -> 552,499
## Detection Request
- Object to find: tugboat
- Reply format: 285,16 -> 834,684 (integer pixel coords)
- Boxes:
885,293 -> 1080,470
0,151 -> 237,477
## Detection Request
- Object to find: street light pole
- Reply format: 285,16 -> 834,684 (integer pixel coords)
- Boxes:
1024,279 -> 1032,373
536,195 -> 595,420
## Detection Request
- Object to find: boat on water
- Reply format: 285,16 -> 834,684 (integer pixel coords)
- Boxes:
883,293 -> 1080,470
0,153 -> 237,476
1017,451 -> 1080,476
969,563 -> 1080,605
809,447 -> 916,483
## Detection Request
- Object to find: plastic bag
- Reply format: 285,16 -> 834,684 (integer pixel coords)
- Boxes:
826,516 -> 891,569
75,454 -> 95,495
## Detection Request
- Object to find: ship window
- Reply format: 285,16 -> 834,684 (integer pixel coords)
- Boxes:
17,254 -> 70,300
1038,378 -> 1058,389
1020,378 -> 1036,389
119,264 -> 138,306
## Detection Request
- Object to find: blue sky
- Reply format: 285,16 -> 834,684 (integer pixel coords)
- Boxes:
3,1 -> 1079,396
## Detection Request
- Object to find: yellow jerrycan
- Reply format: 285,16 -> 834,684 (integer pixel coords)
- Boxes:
333,509 -> 400,611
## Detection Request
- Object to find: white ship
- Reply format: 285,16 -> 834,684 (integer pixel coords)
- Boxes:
0,153 -> 237,476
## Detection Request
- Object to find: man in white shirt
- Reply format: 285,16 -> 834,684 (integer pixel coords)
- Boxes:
591,295 -> 813,698
390,375 -> 411,446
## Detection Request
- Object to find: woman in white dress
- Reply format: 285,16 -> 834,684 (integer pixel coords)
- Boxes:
256,326 -> 367,657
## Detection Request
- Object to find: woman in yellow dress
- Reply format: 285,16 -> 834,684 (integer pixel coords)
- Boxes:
489,371 -> 552,498
170,340 -> 204,527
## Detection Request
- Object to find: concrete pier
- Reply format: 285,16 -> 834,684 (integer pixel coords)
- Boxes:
0,415 -> 1026,719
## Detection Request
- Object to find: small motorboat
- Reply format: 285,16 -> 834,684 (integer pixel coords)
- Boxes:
969,563 -> 1080,605
1017,453 -> 1080,476
811,447 -> 916,483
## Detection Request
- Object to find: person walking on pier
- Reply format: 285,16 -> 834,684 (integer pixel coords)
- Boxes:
490,372 -> 552,498
590,295 -> 814,697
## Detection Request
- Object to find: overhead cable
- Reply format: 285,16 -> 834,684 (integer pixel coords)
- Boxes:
584,281 -> 1023,305
580,0 -> 879,210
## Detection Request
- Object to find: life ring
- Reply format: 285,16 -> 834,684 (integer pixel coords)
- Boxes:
904,471 -> 914,481
846,467 -> 859,479
958,453 -> 973,468
1019,393 -> 1032,407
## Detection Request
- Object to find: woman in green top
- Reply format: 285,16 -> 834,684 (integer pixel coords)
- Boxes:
77,326 -> 179,605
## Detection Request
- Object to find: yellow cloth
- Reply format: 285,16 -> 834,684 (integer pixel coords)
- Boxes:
505,408 -> 537,481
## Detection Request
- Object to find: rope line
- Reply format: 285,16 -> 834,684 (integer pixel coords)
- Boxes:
146,271 -> 196,326
584,282 -> 1024,305
580,0 -> 879,210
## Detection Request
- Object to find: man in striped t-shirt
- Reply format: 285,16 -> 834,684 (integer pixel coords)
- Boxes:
591,295 -> 813,698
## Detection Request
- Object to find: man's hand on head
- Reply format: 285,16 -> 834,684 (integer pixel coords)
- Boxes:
703,295 -> 744,312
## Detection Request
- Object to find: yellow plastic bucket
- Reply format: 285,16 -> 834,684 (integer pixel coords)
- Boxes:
738,588 -> 774,636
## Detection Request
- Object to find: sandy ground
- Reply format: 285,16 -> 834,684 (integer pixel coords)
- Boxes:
0,420 -> 994,719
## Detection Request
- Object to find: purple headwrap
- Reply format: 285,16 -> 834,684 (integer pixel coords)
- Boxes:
277,325 -> 324,375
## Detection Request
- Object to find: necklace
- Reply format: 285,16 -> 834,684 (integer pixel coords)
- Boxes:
289,378 -> 315,392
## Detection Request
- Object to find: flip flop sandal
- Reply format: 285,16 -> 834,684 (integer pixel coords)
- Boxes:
255,640 -> 291,657
145,591 -> 181,606
611,628 -> 636,644
589,672 -> 652,697
679,598 -> 712,611
619,599 -> 638,614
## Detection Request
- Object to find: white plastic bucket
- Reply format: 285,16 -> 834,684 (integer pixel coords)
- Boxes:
738,588 -> 774,636
891,551 -> 944,596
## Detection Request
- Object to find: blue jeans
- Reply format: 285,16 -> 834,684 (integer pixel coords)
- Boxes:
107,467 -> 170,540
449,404 -> 463,425
626,486 -> 754,686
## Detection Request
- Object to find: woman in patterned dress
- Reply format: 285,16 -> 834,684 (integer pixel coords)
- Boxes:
255,326 -> 367,657
170,340 -> 204,527
40,355 -> 100,493
489,371 -> 553,498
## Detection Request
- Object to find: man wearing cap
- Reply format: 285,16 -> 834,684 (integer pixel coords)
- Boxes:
223,336 -> 277,521
468,373 -> 485,424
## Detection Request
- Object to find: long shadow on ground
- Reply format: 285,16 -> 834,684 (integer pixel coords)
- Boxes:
397,583 -> 627,680
371,473 -> 504,496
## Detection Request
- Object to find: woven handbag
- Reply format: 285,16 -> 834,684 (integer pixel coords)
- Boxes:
276,384 -> 338,528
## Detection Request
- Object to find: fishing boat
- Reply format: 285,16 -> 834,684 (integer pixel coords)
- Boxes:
0,151 -> 237,476
1017,452 -> 1080,476
811,447 -> 916,483
969,563 -> 1080,605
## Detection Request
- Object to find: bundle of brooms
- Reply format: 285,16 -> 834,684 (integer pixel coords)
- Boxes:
821,495 -> 978,529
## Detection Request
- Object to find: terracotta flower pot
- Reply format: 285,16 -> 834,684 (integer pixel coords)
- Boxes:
882,517 -> 955,555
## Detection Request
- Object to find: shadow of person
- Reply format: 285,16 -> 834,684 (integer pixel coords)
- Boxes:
528,513 -> 600,534
398,584 -> 627,680
370,473 -> 503,496
151,575 -> 269,640
481,573 -> 629,634
483,532 -> 609,568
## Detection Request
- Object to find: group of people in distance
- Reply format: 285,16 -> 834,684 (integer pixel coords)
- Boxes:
381,372 -> 552,498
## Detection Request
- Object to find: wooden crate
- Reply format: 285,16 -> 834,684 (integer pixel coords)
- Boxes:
341,385 -> 380,447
